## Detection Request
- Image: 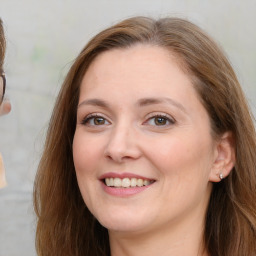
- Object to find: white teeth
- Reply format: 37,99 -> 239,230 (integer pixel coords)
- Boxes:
143,180 -> 150,186
137,179 -> 143,187
105,178 -> 114,186
113,178 -> 122,187
130,178 -> 137,187
122,178 -> 130,188
105,178 -> 111,186
104,177 -> 153,188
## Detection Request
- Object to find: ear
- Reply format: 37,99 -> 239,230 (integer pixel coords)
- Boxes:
209,131 -> 236,182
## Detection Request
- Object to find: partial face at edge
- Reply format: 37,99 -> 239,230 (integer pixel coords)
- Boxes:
0,74 -> 11,116
73,45 -> 218,235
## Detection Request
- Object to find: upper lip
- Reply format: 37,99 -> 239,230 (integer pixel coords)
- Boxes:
99,172 -> 155,181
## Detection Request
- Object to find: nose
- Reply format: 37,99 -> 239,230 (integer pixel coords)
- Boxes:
104,123 -> 142,163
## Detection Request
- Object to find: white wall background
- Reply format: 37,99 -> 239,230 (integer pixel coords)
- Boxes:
0,1 -> 255,255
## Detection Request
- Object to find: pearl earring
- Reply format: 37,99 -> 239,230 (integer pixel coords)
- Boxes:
219,173 -> 224,180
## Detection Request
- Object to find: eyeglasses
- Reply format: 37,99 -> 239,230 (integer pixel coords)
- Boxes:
0,71 -> 6,105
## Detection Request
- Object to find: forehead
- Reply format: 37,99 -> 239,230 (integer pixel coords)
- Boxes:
81,45 -> 192,94
80,45 -> 207,116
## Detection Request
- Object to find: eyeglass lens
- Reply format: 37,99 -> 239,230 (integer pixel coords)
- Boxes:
0,73 -> 6,104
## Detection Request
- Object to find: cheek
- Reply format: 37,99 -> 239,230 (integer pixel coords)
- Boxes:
72,131 -> 103,207
72,131 -> 102,176
149,134 -> 214,213
147,131 -> 214,180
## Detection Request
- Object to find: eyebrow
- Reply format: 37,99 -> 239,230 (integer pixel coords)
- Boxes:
78,98 -> 109,109
138,97 -> 187,113
78,97 -> 187,113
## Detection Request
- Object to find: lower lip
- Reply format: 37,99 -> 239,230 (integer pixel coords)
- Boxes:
101,182 -> 153,197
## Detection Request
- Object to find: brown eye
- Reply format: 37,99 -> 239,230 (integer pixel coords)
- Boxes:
94,117 -> 105,125
154,117 -> 167,126
81,115 -> 110,126
144,114 -> 175,127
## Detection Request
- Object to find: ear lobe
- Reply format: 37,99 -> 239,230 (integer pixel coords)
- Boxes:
209,131 -> 236,182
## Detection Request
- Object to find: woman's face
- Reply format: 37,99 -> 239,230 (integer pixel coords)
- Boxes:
73,45 -> 218,235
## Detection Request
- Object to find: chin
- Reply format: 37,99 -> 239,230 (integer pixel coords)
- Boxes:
95,210 -> 151,233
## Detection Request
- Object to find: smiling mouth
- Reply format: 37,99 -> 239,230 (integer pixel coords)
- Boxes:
103,177 -> 155,188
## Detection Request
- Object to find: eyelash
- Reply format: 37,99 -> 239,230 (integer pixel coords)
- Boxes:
81,114 -> 110,126
80,113 -> 175,127
144,113 -> 175,127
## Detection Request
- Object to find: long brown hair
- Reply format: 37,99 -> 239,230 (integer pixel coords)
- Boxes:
34,17 -> 256,256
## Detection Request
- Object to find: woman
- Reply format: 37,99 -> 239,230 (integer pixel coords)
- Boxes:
0,18 -> 11,188
34,17 -> 256,256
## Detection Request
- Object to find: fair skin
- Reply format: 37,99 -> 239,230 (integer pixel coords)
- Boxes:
0,100 -> 11,116
73,45 -> 234,256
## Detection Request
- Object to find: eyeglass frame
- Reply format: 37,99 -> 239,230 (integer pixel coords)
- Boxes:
0,70 -> 6,104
